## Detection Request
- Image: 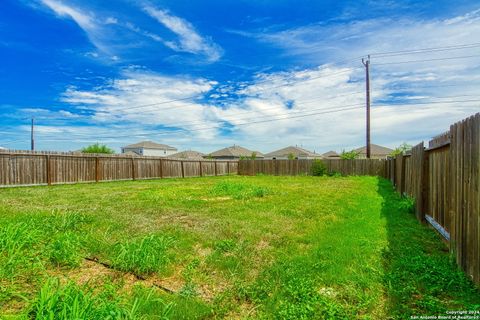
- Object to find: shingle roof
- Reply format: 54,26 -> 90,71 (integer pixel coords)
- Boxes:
265,146 -> 320,158
322,150 -> 340,158
168,150 -> 205,160
354,144 -> 393,156
209,145 -> 264,158
122,141 -> 177,150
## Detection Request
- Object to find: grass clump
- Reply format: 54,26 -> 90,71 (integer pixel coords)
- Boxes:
27,278 -> 129,319
311,159 -> 327,176
211,181 -> 269,199
47,231 -> 82,268
111,234 -> 174,275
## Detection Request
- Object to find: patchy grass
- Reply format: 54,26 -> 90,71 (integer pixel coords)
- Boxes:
0,175 -> 478,319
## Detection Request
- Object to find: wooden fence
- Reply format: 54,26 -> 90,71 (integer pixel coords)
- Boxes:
238,158 -> 387,176
385,113 -> 479,285
0,151 -> 238,187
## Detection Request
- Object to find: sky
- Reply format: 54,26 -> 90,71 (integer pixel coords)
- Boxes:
1,0 -> 479,154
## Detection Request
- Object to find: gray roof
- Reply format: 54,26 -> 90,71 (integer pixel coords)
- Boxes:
209,145 -> 264,158
265,146 -> 320,158
122,141 -> 177,150
123,150 -> 140,156
354,144 -> 394,156
322,150 -> 340,158
168,150 -> 205,160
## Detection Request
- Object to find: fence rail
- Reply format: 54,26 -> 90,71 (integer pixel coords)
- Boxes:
0,152 -> 238,186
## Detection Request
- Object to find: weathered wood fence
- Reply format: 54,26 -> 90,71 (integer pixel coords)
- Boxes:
385,113 -> 479,285
0,151 -> 238,187
238,158 -> 387,176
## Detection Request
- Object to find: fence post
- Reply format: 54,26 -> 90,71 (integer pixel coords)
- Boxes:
252,160 -> 255,176
159,158 -> 163,179
181,160 -> 185,178
420,147 -> 429,223
400,155 -> 406,195
199,161 -> 203,177
214,161 -> 217,176
95,157 -> 100,182
227,161 -> 230,175
131,157 -> 136,180
46,155 -> 52,186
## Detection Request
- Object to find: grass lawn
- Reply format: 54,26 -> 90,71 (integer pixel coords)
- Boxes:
0,175 -> 479,319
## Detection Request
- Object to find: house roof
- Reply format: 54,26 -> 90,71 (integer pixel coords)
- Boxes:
322,150 -> 340,158
122,141 -> 177,150
265,146 -> 320,158
208,145 -> 264,158
354,144 -> 393,156
168,150 -> 205,160
123,151 -> 140,156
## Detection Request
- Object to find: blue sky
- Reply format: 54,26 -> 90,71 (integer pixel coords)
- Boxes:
1,0 -> 479,153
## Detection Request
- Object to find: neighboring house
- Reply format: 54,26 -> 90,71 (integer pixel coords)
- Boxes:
354,144 -> 394,159
0,147 -> 6,152
121,141 -> 177,157
264,146 -> 322,159
208,145 -> 264,160
168,150 -> 205,160
322,150 -> 341,159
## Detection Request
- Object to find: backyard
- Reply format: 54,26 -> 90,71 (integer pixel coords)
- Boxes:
0,175 -> 479,319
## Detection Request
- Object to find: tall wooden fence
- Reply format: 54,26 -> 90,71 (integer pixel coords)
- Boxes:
385,113 -> 479,285
0,151 -> 238,187
238,158 -> 387,176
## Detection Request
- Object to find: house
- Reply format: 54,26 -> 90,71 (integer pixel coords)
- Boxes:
0,147 -> 6,151
168,150 -> 205,160
208,145 -> 264,160
264,146 -> 322,159
121,141 -> 177,157
322,150 -> 341,159
354,144 -> 393,159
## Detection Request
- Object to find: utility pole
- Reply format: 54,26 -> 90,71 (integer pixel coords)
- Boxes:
31,117 -> 35,151
362,55 -> 371,159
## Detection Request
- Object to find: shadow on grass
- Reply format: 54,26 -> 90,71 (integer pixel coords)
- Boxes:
377,178 -> 480,317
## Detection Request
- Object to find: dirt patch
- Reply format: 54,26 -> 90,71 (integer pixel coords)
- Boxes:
225,301 -> 258,319
256,239 -> 271,250
200,196 -> 232,202
157,212 -> 201,229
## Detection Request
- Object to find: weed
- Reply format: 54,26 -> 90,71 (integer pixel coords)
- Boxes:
397,195 -> 415,213
47,231 -> 82,268
27,278 -> 127,319
111,234 -> 174,275
311,159 -> 327,176
214,239 -> 237,253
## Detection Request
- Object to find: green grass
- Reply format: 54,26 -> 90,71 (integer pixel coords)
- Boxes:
0,175 -> 478,319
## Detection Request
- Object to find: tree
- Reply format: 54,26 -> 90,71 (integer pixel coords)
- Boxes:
287,153 -> 296,160
250,152 -> 257,160
340,149 -> 359,159
390,142 -> 412,157
81,143 -> 115,154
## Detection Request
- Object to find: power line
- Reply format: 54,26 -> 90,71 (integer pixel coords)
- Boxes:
373,54 -> 480,66
370,42 -> 480,58
27,105 -> 366,142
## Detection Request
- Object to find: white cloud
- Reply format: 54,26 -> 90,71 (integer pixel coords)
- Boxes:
144,6 -> 223,62
39,0 -> 111,54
